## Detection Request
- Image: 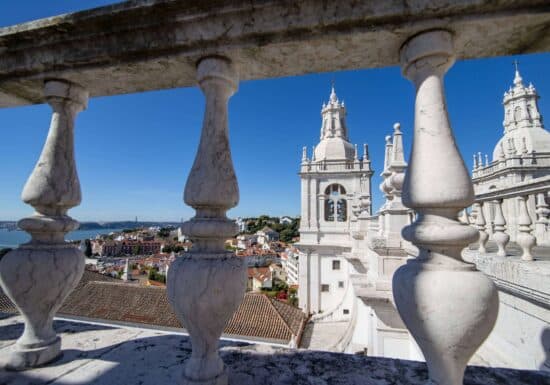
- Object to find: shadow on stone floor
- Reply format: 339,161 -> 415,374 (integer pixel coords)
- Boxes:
1,331 -> 549,385
0,316 -> 114,342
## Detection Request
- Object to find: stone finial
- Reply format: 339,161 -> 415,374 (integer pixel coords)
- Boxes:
390,123 -> 406,168
517,196 -> 536,261
354,144 -> 358,161
394,30 -> 498,385
473,154 -> 478,170
493,199 -> 510,258
0,80 -> 88,370
311,145 -> 316,161
302,146 -> 308,163
167,56 -> 246,385
474,203 -> 488,253
363,143 -> 368,160
477,152 -> 483,168
513,60 -> 523,86
485,154 -> 489,167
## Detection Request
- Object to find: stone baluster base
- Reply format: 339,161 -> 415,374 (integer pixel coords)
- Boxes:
0,80 -> 88,370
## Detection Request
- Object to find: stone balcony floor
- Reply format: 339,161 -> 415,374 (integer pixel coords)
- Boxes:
1,314 -> 549,385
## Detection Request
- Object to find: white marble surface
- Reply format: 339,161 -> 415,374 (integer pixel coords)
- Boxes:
0,80 -> 87,370
0,315 -> 548,385
395,30 -> 498,385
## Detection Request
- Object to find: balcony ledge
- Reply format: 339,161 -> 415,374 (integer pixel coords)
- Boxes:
1,314 -> 548,385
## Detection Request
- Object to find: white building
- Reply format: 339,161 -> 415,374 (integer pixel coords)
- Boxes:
297,85 -> 373,320
256,226 -> 279,245
281,247 -> 300,285
472,65 -> 550,246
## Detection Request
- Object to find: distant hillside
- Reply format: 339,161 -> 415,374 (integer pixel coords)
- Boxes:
77,222 -> 182,231
0,221 -> 182,231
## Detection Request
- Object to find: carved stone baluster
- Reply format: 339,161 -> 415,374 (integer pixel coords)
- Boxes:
474,203 -> 488,253
167,56 -> 246,385
0,80 -> 88,370
535,193 -> 549,244
393,30 -> 498,385
517,196 -> 536,261
493,199 -> 509,258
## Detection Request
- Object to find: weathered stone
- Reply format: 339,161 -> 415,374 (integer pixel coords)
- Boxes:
0,1 -> 548,107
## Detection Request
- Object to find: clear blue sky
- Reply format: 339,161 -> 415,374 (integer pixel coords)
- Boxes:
0,2 -> 549,222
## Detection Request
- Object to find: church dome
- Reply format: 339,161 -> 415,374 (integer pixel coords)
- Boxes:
314,137 -> 355,161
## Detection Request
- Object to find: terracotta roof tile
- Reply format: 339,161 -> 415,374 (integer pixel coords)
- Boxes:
0,270 -> 306,345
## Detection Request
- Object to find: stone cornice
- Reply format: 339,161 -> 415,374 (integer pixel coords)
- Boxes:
0,0 -> 549,106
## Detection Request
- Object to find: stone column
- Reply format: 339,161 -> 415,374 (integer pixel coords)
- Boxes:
474,203 -> 488,253
0,80 -> 88,370
392,30 -> 498,385
517,196 -> 536,261
535,192 -> 549,244
167,56 -> 246,385
493,199 -> 509,258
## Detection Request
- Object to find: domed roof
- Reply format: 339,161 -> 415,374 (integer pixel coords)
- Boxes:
314,137 -> 355,161
492,126 -> 550,160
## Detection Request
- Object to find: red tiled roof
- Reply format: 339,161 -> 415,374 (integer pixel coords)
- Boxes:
0,270 -> 306,344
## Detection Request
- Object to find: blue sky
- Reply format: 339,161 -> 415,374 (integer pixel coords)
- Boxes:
0,2 -> 549,222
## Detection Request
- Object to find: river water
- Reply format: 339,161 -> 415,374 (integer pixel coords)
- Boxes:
0,229 -> 122,249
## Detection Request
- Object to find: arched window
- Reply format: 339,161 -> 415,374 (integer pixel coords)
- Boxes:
324,184 -> 347,222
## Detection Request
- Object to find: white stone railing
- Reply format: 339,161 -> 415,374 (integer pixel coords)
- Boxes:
0,2 -> 549,384
473,153 -> 550,179
300,159 -> 370,173
470,177 -> 550,255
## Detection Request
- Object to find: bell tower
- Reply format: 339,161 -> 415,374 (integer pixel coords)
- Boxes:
298,85 -> 373,315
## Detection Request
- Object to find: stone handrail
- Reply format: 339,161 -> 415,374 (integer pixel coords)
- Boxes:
474,175 -> 550,202
0,2 -> 549,385
0,0 -> 548,107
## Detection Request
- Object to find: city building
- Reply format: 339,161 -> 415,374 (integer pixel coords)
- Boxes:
256,226 -> 279,245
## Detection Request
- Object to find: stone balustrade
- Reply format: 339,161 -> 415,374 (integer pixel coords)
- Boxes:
0,1 -> 550,384
472,192 -> 548,258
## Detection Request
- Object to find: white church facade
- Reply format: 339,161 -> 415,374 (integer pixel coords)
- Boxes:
471,65 -> 550,247
297,71 -> 550,369
297,86 -> 420,359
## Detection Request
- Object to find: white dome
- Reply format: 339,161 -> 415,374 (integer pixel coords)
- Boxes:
492,126 -> 550,161
314,137 -> 355,161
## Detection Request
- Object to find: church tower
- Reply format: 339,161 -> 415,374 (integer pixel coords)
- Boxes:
298,85 -> 373,316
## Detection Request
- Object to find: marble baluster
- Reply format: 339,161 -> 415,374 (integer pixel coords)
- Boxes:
535,193 -> 549,244
517,196 -> 536,261
393,30 -> 498,385
493,199 -> 510,258
474,203 -> 488,254
0,80 -> 88,370
167,56 -> 246,385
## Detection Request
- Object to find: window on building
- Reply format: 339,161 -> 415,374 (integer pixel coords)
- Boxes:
321,284 -> 329,292
324,184 -> 347,222
332,260 -> 341,270
338,281 -> 344,288
343,309 -> 350,315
